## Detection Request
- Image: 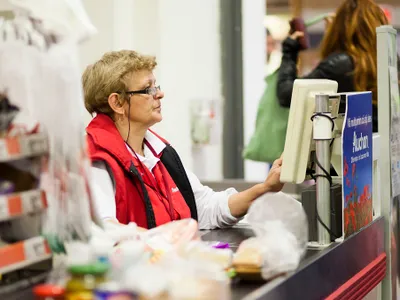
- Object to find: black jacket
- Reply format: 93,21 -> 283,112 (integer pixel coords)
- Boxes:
277,38 -> 378,132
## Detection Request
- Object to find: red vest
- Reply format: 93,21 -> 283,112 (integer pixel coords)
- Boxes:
86,114 -> 191,228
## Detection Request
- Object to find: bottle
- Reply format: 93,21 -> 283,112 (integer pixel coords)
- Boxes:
65,263 -> 109,300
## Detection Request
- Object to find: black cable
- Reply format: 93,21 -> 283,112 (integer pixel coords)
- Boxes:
125,98 -> 131,143
309,112 -> 340,240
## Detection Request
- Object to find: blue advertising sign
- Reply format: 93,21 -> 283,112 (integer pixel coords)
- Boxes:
342,92 -> 373,237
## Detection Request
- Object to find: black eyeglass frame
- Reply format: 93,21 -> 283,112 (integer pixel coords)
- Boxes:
123,85 -> 161,97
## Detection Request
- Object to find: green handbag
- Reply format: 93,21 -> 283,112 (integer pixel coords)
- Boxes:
243,69 -> 289,163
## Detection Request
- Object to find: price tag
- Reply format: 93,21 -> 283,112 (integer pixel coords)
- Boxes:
27,135 -> 47,155
0,197 -> 8,220
0,140 -> 8,160
28,191 -> 43,212
24,237 -> 47,261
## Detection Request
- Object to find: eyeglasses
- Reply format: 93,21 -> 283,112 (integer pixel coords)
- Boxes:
125,86 -> 161,98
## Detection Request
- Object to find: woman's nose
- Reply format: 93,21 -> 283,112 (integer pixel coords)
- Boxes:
155,90 -> 164,100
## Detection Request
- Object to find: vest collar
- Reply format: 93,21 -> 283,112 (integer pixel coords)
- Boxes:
86,114 -> 167,171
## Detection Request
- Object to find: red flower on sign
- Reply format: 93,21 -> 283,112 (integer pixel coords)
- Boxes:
344,158 -> 349,176
352,163 -> 356,178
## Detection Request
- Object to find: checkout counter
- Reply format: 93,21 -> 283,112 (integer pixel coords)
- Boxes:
201,182 -> 386,300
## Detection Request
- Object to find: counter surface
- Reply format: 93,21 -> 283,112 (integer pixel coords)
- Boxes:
201,217 -> 385,300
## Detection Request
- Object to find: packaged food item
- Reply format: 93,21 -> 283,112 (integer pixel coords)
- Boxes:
90,236 -> 114,265
0,95 -> 19,137
110,240 -> 150,280
209,242 -> 230,249
94,282 -> 136,300
167,259 -> 231,300
233,193 -> 308,279
232,237 -> 263,273
122,264 -> 169,300
33,284 -> 65,300
140,219 -> 199,252
179,241 -> 233,270
65,263 -> 109,300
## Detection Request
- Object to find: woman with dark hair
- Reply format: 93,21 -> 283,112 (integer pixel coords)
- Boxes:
277,0 -> 389,132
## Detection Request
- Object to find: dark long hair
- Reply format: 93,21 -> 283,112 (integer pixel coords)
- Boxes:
319,0 -> 388,105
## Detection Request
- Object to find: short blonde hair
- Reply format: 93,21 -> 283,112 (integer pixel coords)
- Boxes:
82,50 -> 157,116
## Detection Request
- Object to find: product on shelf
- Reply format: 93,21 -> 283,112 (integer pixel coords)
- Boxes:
0,180 -> 14,195
0,96 -> 19,137
0,163 -> 37,193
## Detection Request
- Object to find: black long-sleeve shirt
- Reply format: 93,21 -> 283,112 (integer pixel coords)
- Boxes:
277,37 -> 380,132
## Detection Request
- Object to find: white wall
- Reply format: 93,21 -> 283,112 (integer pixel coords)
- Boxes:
242,0 -> 270,181
79,0 -> 223,177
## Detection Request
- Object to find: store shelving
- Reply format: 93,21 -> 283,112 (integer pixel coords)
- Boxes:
0,133 -> 48,162
0,236 -> 51,274
0,129 -> 52,296
0,189 -> 47,222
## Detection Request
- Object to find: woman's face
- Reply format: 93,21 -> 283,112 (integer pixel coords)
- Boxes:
124,69 -> 164,128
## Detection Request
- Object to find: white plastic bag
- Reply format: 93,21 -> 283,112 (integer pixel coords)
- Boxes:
235,192 -> 308,280
177,240 -> 233,270
140,219 -> 199,252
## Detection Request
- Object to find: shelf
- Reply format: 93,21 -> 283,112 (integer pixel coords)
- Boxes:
0,190 -> 47,222
0,237 -> 51,274
0,270 -> 49,299
0,133 -> 48,162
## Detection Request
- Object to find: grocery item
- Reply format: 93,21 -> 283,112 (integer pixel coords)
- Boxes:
208,241 -> 230,249
122,264 -> 169,300
90,236 -> 114,265
33,284 -> 65,300
65,263 -> 109,300
232,237 -> 263,274
179,241 -> 233,270
140,219 -> 199,252
166,258 -> 231,300
94,282 -> 136,300
0,95 -> 19,136
233,193 -> 308,280
110,240 -> 149,280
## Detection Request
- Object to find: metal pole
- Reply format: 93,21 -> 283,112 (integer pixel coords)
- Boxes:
314,94 -> 331,245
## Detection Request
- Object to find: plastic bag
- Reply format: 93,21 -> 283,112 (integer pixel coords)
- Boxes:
166,258 -> 231,300
140,219 -> 199,252
177,240 -> 233,270
234,192 -> 308,280
122,254 -> 231,300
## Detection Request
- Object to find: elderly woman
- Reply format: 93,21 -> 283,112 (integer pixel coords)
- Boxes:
84,50 -> 283,230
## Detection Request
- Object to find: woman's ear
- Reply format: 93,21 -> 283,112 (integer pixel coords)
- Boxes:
108,93 -> 125,116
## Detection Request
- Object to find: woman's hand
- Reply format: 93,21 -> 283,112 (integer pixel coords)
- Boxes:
227,156 -> 285,218
324,13 -> 336,28
263,157 -> 284,193
289,31 -> 304,41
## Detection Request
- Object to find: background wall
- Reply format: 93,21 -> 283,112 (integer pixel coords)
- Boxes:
80,0 -> 225,179
79,0 -> 268,181
242,0 -> 269,181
